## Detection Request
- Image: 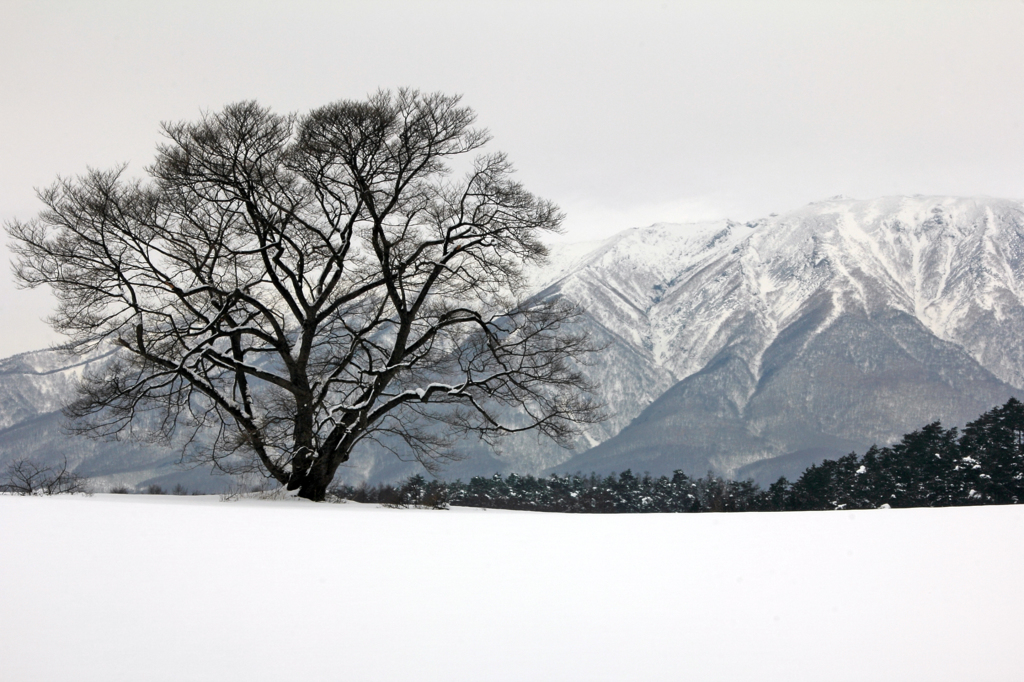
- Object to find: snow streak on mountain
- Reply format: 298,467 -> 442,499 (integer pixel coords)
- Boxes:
1,196 -> 1022,488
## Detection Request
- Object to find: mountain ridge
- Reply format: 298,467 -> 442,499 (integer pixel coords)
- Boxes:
547,195 -> 1024,482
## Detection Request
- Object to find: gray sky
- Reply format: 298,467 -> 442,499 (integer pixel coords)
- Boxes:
2,0 -> 1023,357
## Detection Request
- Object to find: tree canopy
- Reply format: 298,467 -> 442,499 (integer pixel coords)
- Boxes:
8,89 -> 601,500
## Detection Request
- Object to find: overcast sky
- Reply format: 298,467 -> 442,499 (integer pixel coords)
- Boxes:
2,0 -> 1023,357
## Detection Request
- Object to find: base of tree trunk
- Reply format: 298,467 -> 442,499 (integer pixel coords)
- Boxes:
294,474 -> 331,502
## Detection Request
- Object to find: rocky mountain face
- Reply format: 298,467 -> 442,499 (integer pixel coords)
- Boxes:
2,196 -> 1023,490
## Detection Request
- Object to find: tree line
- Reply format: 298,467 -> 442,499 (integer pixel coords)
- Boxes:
331,397 -> 1024,512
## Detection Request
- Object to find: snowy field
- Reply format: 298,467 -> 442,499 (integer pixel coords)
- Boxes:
2,494 -> 1022,681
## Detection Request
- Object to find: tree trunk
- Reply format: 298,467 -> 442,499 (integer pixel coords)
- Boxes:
294,450 -> 350,502
296,472 -> 331,502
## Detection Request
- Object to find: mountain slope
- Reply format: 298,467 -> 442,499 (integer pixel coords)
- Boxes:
0,348 -> 233,492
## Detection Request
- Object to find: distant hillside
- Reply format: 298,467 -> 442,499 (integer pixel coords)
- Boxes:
0,347 -> 232,492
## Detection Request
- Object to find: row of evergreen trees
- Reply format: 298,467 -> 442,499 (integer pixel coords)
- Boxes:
783,397 -> 1024,510
332,469 -> 763,512
331,398 -> 1024,512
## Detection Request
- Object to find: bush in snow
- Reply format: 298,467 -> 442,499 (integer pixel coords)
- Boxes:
0,457 -> 88,495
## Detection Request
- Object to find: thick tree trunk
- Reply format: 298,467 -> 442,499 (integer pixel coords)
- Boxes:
294,450 -> 350,502
296,472 -> 331,502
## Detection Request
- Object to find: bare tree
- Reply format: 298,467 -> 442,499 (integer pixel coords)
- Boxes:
1,457 -> 89,495
7,90 -> 602,501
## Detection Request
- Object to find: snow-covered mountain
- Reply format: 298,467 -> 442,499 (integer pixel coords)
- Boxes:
546,196 -> 1024,482
2,195 -> 1023,489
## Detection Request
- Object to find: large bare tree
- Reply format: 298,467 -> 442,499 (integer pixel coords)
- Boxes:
8,90 -> 601,501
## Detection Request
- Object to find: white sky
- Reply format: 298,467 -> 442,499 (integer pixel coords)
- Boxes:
2,0 -> 1023,357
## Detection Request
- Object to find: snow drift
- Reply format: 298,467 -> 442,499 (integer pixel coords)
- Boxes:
1,494 -> 1021,681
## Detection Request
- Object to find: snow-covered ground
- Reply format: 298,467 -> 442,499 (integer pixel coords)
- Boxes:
1,494 -> 1022,681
